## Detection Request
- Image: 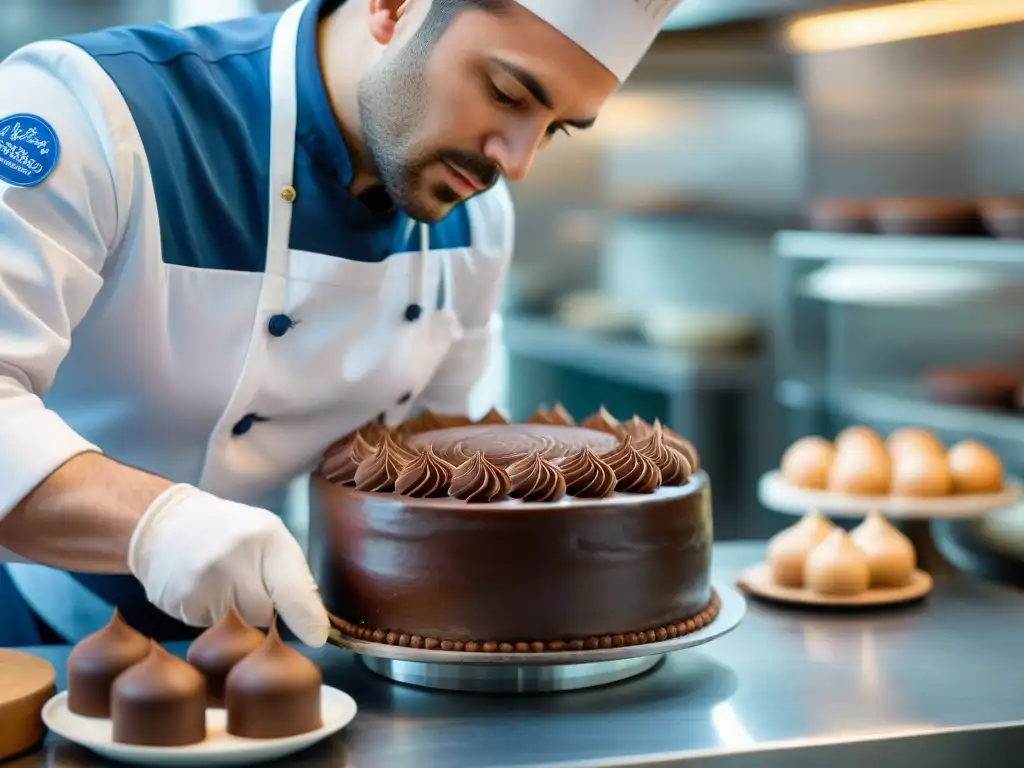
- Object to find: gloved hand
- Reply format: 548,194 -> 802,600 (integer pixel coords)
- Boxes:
127,483 -> 330,647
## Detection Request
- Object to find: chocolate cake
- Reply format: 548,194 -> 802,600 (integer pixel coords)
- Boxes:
111,642 -> 206,747
314,406 -> 717,653
186,606 -> 265,708
67,609 -> 151,717
224,620 -> 323,739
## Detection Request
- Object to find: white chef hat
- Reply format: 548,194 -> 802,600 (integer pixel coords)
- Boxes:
512,0 -> 683,82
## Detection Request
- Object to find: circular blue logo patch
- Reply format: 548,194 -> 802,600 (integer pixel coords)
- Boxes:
0,113 -> 61,188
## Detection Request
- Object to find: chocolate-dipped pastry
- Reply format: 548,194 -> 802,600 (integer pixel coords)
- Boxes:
321,431 -> 376,485
111,642 -> 206,747
599,436 -> 662,494
449,452 -> 511,503
354,433 -> 410,492
559,446 -> 617,498
638,426 -> 691,486
185,606 -> 265,708
507,452 -> 566,502
67,608 -> 150,718
476,407 -> 509,425
580,406 -> 620,436
225,621 -> 323,739
395,446 -> 455,498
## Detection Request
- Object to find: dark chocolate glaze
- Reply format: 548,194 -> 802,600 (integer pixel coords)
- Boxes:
407,423 -> 619,468
225,622 -> 323,739
312,470 -> 714,642
185,606 -> 264,708
111,642 -> 207,747
67,608 -> 151,718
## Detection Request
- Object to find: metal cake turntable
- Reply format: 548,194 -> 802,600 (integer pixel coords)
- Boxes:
328,584 -> 746,693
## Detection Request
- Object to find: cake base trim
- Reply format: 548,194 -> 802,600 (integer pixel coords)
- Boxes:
328,590 -> 720,654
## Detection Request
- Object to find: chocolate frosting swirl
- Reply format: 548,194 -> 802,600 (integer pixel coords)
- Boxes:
599,436 -> 662,494
388,433 -> 420,464
507,452 -> 566,502
392,410 -> 440,438
655,419 -> 700,471
447,441 -> 475,466
354,434 -> 410,492
558,446 -> 617,498
638,425 -> 691,486
321,431 -> 376,485
618,415 -> 654,442
580,406 -> 620,436
449,452 -> 511,503
395,446 -> 456,498
549,402 -> 575,426
525,408 -> 559,425
476,407 -> 510,425
360,418 -> 389,447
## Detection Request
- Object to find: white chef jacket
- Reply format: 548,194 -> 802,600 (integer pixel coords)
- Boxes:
0,0 -> 512,638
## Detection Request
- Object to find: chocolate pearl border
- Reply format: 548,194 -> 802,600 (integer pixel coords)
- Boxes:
329,590 -> 720,654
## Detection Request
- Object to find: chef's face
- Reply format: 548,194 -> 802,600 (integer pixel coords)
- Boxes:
357,0 -> 619,222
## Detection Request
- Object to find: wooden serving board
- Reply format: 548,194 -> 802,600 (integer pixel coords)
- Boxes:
0,650 -> 57,760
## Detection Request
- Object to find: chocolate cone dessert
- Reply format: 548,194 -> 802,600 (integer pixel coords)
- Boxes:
186,605 -> 265,708
111,642 -> 207,747
225,619 -> 323,739
67,608 -> 150,717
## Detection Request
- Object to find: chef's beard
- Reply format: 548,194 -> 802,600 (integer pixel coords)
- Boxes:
356,16 -> 499,222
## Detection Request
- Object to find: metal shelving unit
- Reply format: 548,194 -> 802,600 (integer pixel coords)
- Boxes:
772,229 -> 1024,454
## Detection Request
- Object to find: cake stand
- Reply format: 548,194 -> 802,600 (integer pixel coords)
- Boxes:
328,584 -> 746,694
757,471 -> 1023,570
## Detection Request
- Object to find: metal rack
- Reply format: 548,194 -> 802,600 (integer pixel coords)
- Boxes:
773,230 -> 1024,451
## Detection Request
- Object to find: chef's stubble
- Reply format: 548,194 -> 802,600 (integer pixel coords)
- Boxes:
356,0 -> 508,221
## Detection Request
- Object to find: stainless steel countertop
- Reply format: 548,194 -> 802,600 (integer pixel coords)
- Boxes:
15,542 -> 1024,767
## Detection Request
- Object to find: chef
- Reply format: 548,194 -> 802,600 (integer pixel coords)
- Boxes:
0,0 -> 681,647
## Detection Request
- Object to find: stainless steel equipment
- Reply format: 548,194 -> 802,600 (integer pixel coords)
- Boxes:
21,542 -> 1024,767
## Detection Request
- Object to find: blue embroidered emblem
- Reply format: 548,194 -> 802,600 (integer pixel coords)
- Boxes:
0,113 -> 61,188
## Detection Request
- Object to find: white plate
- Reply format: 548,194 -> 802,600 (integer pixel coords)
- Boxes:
798,263 -> 1012,306
758,470 -> 1023,519
736,563 -> 933,608
42,686 -> 356,766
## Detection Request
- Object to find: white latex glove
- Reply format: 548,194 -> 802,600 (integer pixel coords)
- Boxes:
127,484 -> 330,647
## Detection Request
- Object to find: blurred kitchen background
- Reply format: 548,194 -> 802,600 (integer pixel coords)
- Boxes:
7,0 -> 1023,547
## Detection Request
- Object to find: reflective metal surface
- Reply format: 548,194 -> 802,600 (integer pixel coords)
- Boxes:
360,654 -> 665,694
331,584 -> 746,667
18,542 -> 1024,767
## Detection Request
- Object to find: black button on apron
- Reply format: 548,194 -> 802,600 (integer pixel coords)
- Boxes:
404,303 -> 422,322
398,391 -> 412,404
232,413 -> 268,436
268,314 -> 293,337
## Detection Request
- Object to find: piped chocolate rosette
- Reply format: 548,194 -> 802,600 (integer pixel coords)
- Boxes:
318,405 -> 697,501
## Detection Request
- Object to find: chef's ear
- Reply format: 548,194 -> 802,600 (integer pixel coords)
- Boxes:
368,0 -> 411,44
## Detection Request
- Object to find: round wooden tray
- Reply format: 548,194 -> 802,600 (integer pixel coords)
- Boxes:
758,470 -> 1022,519
736,563 -> 933,608
0,650 -> 56,761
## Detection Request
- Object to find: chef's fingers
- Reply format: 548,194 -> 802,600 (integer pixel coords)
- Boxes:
262,530 -> 331,648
